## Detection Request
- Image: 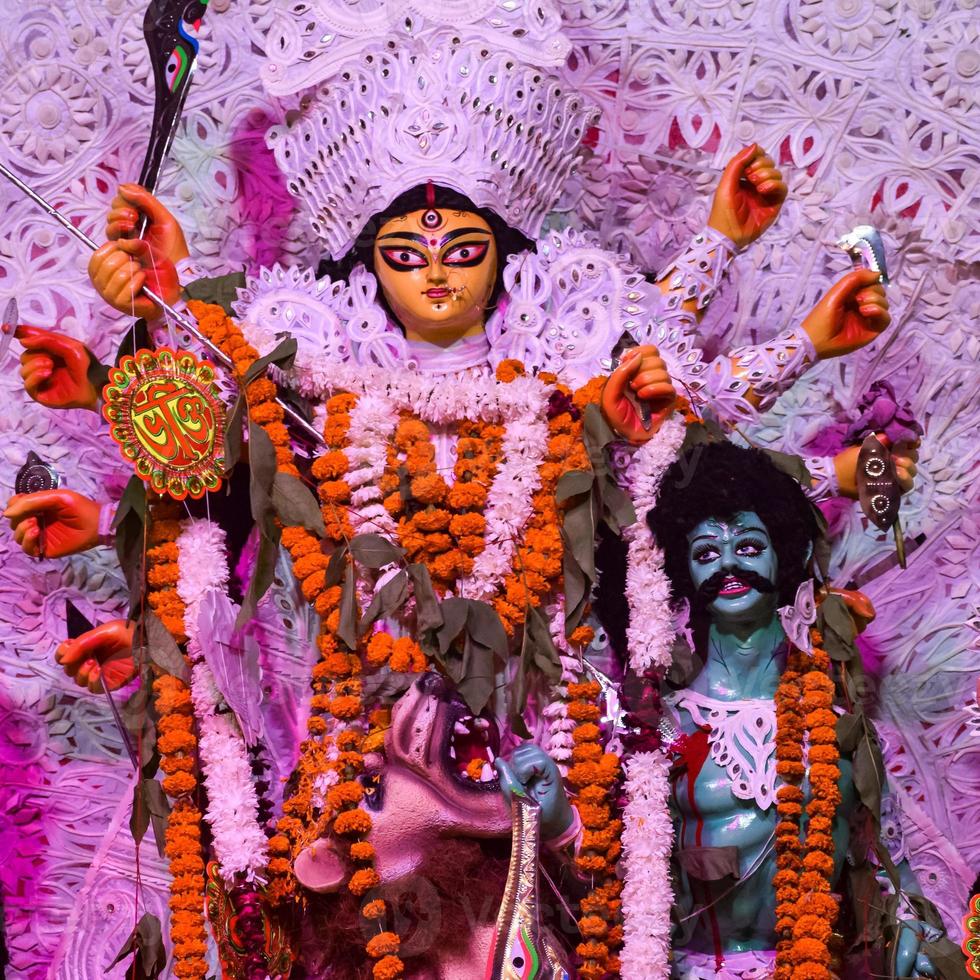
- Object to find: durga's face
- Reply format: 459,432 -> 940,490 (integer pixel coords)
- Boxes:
373,206 -> 497,346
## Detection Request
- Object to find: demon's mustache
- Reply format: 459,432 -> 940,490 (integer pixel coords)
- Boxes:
696,568 -> 776,604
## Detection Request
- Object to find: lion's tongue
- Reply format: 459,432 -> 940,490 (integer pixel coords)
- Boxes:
450,716 -> 498,782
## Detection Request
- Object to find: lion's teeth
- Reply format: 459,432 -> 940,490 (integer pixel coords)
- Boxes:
480,763 -> 494,782
454,721 -> 469,734
486,747 -> 495,762
449,746 -> 456,759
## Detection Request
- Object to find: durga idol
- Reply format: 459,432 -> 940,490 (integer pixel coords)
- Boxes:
2,4 -> 911,979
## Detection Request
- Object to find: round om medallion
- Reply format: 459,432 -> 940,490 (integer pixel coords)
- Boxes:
102,347 -> 225,500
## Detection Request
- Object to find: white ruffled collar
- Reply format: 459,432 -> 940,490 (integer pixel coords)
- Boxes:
405,332 -> 492,375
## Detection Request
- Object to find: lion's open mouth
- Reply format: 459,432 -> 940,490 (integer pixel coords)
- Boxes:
445,700 -> 501,790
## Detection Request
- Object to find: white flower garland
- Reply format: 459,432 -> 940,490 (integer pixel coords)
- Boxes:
177,518 -> 270,883
345,392 -> 399,539
621,748 -> 674,980
283,349 -> 552,423
617,416 -> 686,979
461,413 -> 549,600
542,597 -> 583,775
621,416 -> 687,673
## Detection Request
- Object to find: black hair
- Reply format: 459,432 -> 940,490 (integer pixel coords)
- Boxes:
646,440 -> 820,610
315,184 -> 534,328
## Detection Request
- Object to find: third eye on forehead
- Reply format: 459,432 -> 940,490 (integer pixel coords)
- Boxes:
689,516 -> 768,543
376,227 -> 491,247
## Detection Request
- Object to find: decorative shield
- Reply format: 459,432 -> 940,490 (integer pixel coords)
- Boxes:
856,433 -> 900,532
102,347 -> 225,500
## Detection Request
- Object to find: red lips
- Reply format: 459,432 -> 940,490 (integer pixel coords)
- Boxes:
426,287 -> 450,298
718,576 -> 751,597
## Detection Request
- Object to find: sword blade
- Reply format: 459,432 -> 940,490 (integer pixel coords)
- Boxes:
1,297 -> 17,361
104,682 -> 140,771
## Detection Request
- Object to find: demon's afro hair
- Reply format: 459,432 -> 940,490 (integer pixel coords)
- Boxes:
646,440 -> 820,608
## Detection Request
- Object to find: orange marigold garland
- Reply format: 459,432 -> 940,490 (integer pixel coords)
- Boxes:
524,374 -> 624,976
301,392 -> 408,979
188,300 -> 299,477
190,300 -> 308,907
146,499 -> 187,645
774,632 -> 842,980
493,366 -> 592,636
774,650 -> 805,979
382,411 -> 501,593
566,678 -> 623,978
189,304 -> 407,975
184,305 -> 627,977
793,634 -> 841,978
190,306 -> 359,889
147,496 -> 208,980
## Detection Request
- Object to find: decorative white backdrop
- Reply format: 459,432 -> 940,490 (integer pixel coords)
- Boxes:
0,0 -> 977,976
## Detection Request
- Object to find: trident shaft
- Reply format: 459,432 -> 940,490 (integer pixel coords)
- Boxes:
0,158 -> 324,448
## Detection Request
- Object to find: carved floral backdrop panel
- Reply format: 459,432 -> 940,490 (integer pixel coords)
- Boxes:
0,0 -> 977,975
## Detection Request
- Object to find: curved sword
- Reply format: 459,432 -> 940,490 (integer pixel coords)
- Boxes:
486,792 -> 571,980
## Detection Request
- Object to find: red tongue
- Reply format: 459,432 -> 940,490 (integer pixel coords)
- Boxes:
454,729 -> 489,774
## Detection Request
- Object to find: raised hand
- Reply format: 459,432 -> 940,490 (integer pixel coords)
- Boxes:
600,345 -> 677,445
708,144 -> 788,249
106,183 -> 189,266
833,433 -> 919,501
824,587 -> 876,632
495,742 -> 574,840
895,918 -> 941,978
16,325 -> 100,411
5,489 -> 102,558
89,184 -> 188,320
55,619 -> 136,693
803,268 -> 890,359
88,238 -> 180,320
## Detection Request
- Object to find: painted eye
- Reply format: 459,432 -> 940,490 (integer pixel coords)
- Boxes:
736,539 -> 765,557
379,246 -> 427,269
165,48 -> 187,92
443,240 -> 489,266
692,546 -> 719,564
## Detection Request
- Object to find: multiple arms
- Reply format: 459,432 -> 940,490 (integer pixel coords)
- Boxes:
3,490 -> 135,693
7,161 -> 917,730
3,188 -> 194,694
87,183 -> 187,320
600,144 -> 916,510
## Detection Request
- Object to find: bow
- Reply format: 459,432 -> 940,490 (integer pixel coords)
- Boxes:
138,0 -> 211,208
